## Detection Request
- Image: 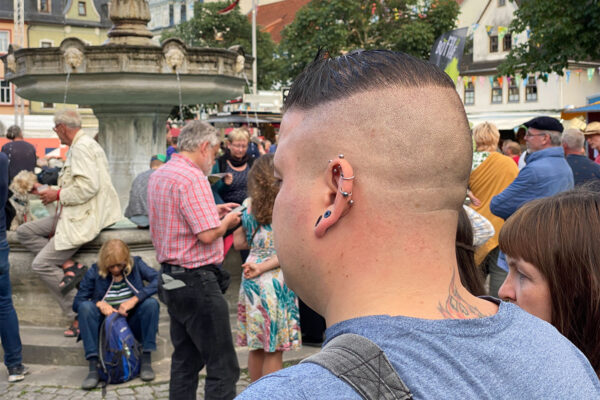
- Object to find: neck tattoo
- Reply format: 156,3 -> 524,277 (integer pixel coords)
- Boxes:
437,270 -> 490,319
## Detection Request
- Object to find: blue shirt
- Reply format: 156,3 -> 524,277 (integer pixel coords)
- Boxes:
237,301 -> 600,399
490,146 -> 573,220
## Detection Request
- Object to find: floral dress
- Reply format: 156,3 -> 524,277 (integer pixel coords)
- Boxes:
236,210 -> 301,352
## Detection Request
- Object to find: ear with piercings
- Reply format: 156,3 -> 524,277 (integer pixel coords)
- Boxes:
314,154 -> 355,238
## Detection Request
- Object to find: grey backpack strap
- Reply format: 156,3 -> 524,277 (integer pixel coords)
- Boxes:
300,333 -> 412,400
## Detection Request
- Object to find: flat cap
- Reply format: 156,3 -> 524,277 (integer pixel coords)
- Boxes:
523,116 -> 563,132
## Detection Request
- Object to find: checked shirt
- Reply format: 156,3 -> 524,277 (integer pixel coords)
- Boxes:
147,153 -> 223,268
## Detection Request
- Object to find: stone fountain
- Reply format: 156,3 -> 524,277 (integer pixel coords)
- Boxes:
0,0 -> 251,366
3,0 -> 251,207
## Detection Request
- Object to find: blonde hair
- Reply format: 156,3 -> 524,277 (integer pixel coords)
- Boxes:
473,122 -> 500,152
97,239 -> 133,278
228,128 -> 250,143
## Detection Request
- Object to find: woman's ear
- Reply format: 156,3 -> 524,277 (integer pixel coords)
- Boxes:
314,155 -> 355,238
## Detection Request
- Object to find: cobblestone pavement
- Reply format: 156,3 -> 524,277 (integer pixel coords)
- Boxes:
0,371 -> 252,399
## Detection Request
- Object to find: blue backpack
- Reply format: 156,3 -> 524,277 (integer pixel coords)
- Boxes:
98,313 -> 141,384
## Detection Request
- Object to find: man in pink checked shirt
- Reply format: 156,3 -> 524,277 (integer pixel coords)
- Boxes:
148,121 -> 241,400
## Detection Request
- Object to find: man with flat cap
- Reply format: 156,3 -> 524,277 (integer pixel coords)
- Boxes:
584,121 -> 600,164
490,116 -> 573,277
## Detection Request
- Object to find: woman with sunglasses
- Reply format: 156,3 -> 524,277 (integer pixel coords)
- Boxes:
73,239 -> 159,389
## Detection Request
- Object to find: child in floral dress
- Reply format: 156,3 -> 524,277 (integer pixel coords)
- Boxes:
233,154 -> 301,382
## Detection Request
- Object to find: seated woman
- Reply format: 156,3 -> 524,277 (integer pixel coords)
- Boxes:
498,188 -> 600,377
73,239 -> 159,389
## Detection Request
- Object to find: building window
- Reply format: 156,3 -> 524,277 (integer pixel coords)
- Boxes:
503,34 -> 512,51
508,78 -> 519,103
498,0 -> 506,6
180,3 -> 186,22
40,40 -> 53,48
491,80 -> 503,104
0,31 -> 9,53
169,4 -> 174,26
526,76 -> 538,102
489,36 -> 498,53
464,82 -> 474,105
0,81 -> 11,104
39,0 -> 51,13
78,1 -> 86,15
42,102 -> 54,109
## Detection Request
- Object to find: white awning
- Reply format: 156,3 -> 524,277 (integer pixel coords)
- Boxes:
466,111 -> 561,131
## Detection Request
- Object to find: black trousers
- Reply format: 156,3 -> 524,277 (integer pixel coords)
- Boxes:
159,265 -> 240,400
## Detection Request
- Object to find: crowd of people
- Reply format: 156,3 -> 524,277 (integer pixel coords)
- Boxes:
0,49 -> 599,399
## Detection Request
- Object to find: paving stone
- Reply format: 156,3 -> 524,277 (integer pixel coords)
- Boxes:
117,396 -> 136,400
155,383 -> 169,392
134,385 -> 155,395
116,387 -> 135,395
83,392 -> 102,399
41,387 -> 59,394
56,388 -> 75,395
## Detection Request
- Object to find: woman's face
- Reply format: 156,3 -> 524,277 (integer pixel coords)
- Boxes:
228,139 -> 248,159
498,255 -> 552,323
108,261 -> 127,278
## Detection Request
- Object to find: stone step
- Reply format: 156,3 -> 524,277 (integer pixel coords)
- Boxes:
1,322 -> 173,367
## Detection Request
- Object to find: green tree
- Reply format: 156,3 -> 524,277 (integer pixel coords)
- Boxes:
161,1 -> 283,90
498,0 -> 600,78
279,0 -> 460,80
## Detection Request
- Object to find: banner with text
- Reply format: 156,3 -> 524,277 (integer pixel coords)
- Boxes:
429,27 -> 468,84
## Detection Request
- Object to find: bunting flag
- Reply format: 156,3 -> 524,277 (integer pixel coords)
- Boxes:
526,29 -> 531,39
471,76 -> 476,85
589,68 -> 595,81
485,25 -> 494,36
217,0 -> 240,14
576,69 -> 582,81
498,26 -> 508,41
463,76 -> 469,88
554,72 -> 560,82
515,76 -> 521,86
488,76 -> 494,86
507,76 -> 511,86
566,70 -> 571,83
479,76 -> 486,85
522,77 -> 528,87
497,76 -> 503,87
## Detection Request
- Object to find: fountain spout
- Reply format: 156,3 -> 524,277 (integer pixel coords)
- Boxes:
165,48 -> 185,72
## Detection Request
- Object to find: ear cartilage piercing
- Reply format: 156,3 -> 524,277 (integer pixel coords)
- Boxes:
315,215 -> 323,226
324,210 -> 332,218
338,154 -> 344,159
341,191 -> 350,197
340,174 -> 355,180
349,200 -> 354,206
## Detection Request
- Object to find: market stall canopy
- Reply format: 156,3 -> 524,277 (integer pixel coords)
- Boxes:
467,112 -> 561,131
561,101 -> 600,119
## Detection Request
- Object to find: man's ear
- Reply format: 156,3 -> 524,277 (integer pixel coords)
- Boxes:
314,155 -> 355,238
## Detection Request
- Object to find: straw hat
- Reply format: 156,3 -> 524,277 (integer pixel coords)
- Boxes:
584,121 -> 600,135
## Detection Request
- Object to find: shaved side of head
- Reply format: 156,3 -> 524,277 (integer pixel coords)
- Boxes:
282,50 -> 472,215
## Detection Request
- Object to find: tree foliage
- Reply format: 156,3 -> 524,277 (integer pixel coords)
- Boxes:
161,1 -> 283,90
279,0 -> 459,80
498,0 -> 600,78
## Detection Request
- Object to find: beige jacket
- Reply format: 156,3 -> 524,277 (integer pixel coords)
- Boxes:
54,130 -> 121,250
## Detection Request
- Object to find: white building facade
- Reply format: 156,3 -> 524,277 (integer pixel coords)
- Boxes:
457,0 -> 600,130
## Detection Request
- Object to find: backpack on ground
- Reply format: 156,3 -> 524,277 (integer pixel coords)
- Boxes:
301,333 -> 413,400
98,313 -> 142,384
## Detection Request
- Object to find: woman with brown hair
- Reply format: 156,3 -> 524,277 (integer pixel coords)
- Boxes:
498,188 -> 600,376
233,154 -> 301,382
469,122 -> 519,297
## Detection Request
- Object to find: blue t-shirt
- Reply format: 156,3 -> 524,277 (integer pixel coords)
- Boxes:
237,301 -> 600,399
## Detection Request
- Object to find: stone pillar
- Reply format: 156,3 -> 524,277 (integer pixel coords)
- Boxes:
93,104 -> 171,208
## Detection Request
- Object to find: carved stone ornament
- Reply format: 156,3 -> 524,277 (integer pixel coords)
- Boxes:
63,47 -> 84,69
235,55 -> 245,74
165,48 -> 185,71
6,54 -> 16,74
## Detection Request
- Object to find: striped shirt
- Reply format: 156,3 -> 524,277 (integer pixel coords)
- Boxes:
147,153 -> 223,268
105,280 -> 134,307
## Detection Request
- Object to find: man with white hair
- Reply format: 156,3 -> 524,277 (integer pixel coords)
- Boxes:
16,109 -> 120,337
236,50 -> 600,399
562,128 -> 600,186
148,121 -> 241,400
